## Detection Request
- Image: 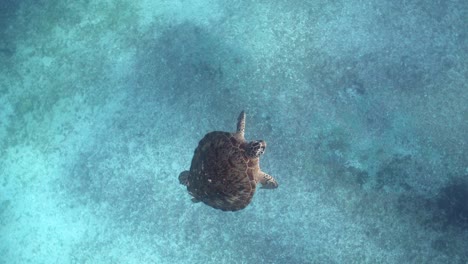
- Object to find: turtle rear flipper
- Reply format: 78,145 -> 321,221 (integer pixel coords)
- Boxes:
179,171 -> 190,186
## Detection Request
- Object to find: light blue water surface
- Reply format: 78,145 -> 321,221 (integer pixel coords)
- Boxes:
0,1 -> 467,263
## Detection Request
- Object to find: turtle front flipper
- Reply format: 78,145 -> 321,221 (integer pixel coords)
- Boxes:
257,172 -> 278,189
236,111 -> 246,138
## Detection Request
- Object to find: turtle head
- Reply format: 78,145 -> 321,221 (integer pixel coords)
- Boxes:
246,140 -> 266,158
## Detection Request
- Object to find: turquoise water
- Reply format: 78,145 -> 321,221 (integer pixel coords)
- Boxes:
0,1 -> 467,263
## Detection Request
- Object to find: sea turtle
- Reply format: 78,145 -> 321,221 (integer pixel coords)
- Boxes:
179,111 -> 278,211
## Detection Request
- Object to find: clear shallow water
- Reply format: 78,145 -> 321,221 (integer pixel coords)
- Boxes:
0,1 -> 467,263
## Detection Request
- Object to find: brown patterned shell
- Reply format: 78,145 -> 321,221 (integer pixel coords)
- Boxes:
186,131 -> 259,211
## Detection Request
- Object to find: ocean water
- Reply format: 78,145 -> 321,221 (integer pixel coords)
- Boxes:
0,0 -> 467,263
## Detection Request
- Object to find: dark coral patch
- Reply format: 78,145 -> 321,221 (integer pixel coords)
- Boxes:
435,177 -> 468,230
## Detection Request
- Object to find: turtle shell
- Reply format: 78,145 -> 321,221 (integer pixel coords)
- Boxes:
186,131 -> 258,211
